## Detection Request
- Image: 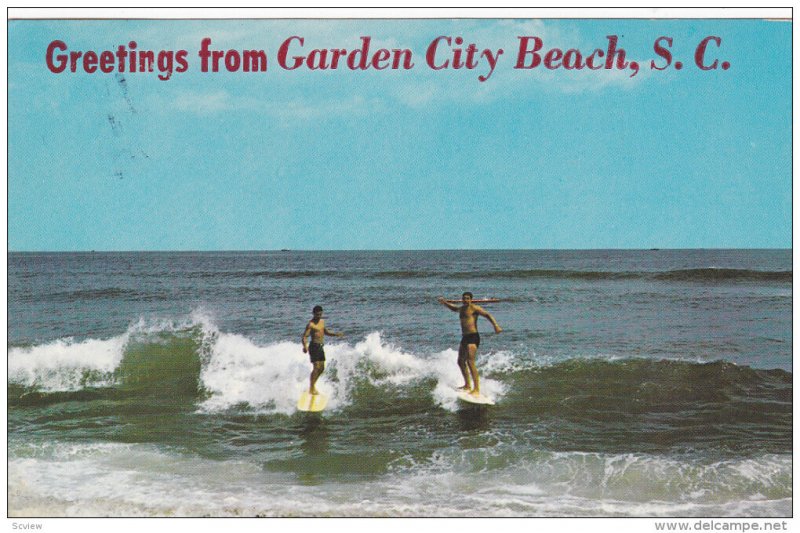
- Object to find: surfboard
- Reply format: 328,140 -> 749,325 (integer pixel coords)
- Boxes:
445,298 -> 501,304
297,391 -> 328,412
456,390 -> 495,406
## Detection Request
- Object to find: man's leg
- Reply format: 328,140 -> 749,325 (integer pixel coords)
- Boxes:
457,343 -> 471,390
309,361 -> 325,394
466,344 -> 480,395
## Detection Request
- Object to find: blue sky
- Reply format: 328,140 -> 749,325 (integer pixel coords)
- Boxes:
8,18 -> 792,250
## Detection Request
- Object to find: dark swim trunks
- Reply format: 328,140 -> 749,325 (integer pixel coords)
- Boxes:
308,342 -> 325,363
458,333 -> 481,364
460,332 -> 481,348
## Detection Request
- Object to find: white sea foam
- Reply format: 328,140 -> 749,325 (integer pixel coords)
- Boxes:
9,310 -> 514,411
8,336 -> 129,391
8,440 -> 791,517
197,334 -> 315,414
429,348 -> 506,411
197,328 -> 510,414
8,311 -> 642,411
7,310 -> 219,392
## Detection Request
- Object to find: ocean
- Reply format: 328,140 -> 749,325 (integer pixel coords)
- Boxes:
7,250 -> 792,517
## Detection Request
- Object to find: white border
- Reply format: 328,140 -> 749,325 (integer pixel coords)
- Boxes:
6,7 -> 795,20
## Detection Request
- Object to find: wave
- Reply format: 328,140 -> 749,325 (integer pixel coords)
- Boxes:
7,439 -> 791,517
6,313 -> 467,413
7,313 -> 215,403
365,269 -> 638,280
654,268 -> 792,282
8,335 -> 129,394
10,287 -> 175,304
7,314 -> 792,427
461,268 -> 792,282
186,270 -> 341,279
50,288 -> 140,300
73,267 -> 790,283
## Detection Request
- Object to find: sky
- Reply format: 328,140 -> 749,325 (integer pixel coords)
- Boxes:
8,16 -> 792,250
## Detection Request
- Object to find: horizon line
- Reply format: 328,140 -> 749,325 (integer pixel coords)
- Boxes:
6,247 -> 793,253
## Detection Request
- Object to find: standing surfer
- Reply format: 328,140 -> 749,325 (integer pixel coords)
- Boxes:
301,305 -> 343,395
438,292 -> 502,397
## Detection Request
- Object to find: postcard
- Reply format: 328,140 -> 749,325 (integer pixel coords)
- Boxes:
7,9 -> 793,524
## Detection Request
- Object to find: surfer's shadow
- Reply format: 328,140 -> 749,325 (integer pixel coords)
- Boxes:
296,416 -> 331,456
455,406 -> 491,431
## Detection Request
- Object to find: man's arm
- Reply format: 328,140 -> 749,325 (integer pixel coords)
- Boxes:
438,297 -> 460,312
475,305 -> 503,333
324,327 -> 344,337
301,322 -> 312,352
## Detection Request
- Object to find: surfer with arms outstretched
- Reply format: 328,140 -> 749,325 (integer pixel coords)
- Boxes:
301,305 -> 343,395
438,292 -> 502,397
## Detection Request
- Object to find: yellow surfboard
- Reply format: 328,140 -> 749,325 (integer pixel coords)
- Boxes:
456,390 -> 495,406
297,391 -> 328,412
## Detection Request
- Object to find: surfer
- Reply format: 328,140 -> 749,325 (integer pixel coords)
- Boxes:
301,305 -> 343,395
438,292 -> 502,397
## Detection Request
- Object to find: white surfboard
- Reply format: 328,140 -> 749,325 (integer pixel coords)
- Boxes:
297,391 -> 328,412
456,390 -> 495,406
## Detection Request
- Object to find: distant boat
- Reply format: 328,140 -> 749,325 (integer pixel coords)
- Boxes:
280,249 -> 290,252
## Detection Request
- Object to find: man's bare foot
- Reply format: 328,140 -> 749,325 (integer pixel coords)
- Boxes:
310,389 -> 319,395
469,389 -> 481,397
457,385 -> 471,391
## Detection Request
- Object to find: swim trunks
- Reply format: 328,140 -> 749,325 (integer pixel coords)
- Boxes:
308,342 -> 325,363
460,332 -> 481,348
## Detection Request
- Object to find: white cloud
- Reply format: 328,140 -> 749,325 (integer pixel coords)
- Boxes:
167,88 -> 387,125
173,90 -> 234,113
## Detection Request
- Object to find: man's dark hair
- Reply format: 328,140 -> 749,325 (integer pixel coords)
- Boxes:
463,292 -> 473,299
313,305 -> 323,313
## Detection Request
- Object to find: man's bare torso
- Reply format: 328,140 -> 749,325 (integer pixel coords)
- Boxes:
307,319 -> 326,343
459,305 -> 480,334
